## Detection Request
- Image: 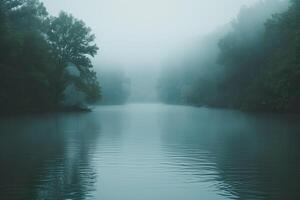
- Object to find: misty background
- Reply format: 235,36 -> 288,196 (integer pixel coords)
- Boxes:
42,0 -> 259,102
3,1 -> 300,199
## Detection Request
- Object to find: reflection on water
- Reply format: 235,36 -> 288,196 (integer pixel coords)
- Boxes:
0,104 -> 300,199
0,112 -> 103,199
159,106 -> 300,200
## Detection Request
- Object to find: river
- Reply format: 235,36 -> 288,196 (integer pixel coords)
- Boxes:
0,104 -> 300,200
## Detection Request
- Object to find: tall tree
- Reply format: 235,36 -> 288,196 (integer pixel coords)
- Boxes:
0,0 -> 101,114
47,12 -> 98,67
47,12 -> 100,103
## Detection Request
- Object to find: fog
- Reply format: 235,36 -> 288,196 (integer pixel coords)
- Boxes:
42,0 -> 257,65
42,0 -> 267,102
2,1 -> 300,199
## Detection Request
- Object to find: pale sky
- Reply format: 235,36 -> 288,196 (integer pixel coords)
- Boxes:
42,0 -> 258,70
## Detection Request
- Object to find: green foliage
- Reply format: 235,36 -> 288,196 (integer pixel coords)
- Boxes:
211,0 -> 290,111
258,0 -> 300,112
0,0 -> 101,114
47,12 -> 98,66
47,12 -> 100,103
158,0 -> 300,113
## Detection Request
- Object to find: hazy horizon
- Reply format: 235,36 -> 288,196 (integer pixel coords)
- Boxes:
2,1 -> 300,199
42,0 -> 259,70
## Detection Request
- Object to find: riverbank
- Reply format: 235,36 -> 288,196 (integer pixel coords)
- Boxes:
0,105 -> 91,118
183,101 -> 300,115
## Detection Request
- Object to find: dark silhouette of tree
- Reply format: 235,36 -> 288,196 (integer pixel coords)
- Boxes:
0,0 -> 101,115
47,12 -> 101,103
158,0 -> 300,113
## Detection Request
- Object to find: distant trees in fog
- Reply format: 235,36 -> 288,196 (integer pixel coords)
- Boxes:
97,68 -> 130,105
159,0 -> 300,113
0,0 -> 101,114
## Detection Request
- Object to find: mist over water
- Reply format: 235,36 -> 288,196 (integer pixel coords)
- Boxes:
42,0 -> 259,102
2,1 -> 299,199
0,0 -> 300,200
1,104 -> 300,199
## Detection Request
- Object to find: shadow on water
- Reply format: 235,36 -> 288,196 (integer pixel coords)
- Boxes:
159,106 -> 300,200
1,104 -> 300,200
0,112 -> 102,200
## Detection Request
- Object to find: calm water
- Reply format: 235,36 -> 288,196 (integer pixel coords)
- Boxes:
0,104 -> 300,200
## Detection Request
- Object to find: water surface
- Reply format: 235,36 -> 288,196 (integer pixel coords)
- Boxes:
0,104 -> 300,199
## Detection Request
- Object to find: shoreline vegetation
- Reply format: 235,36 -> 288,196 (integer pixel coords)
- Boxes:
158,0 -> 300,114
2,0 -> 300,116
0,105 -> 91,118
0,0 -> 101,116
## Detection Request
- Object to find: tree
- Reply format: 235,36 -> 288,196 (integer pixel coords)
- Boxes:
0,0 -> 56,113
47,12 -> 101,104
258,0 -> 300,112
0,0 -> 101,114
47,12 -> 98,67
217,0 -> 289,109
158,0 -> 293,112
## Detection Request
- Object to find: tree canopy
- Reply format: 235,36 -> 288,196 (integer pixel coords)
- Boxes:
0,0 -> 101,114
158,0 -> 300,113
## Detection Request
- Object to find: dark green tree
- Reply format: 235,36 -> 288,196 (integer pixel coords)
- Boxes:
257,0 -> 300,112
0,0 -> 101,115
47,12 -> 101,103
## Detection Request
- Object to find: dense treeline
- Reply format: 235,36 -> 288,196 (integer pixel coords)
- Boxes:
0,0 -> 101,114
158,0 -> 300,113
